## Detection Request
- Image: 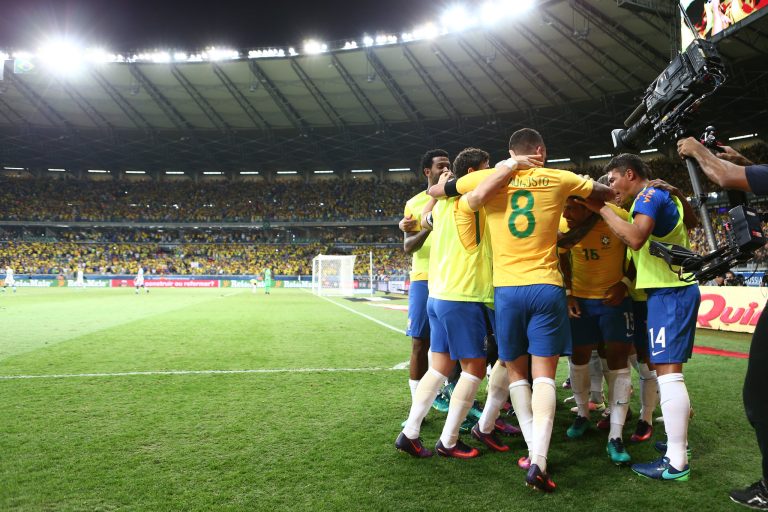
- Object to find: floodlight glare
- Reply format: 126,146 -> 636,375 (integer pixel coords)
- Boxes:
363,36 -> 374,47
173,52 -> 188,62
412,23 -> 439,40
441,5 -> 474,31
342,41 -> 358,50
204,47 -> 239,61
37,38 -> 85,76
85,47 -> 117,64
303,40 -> 328,55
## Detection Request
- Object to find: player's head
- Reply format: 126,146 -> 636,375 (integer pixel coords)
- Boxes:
603,153 -> 650,206
453,147 -> 490,178
420,149 -> 451,186
597,173 -> 621,206
508,128 -> 546,162
563,196 -> 592,229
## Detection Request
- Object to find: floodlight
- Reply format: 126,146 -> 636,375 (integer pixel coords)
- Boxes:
37,38 -> 85,76
149,51 -> 171,63
165,171 -> 184,175
547,158 -> 570,163
125,170 -> 145,174
728,133 -> 757,141
203,171 -> 223,175
276,171 -> 297,175
343,41 -> 358,50
441,5 -> 472,31
640,149 -> 659,154
351,169 -> 372,173
3,166 -> 24,170
87,169 -> 108,173
314,170 -> 334,174
412,23 -> 439,40
47,168 -> 66,172
239,171 -> 259,175
588,154 -> 612,160
85,47 -> 117,63
363,36 -> 375,47
303,40 -> 328,55
288,48 -> 297,56
388,168 -> 410,172
401,32 -> 414,43
173,52 -> 188,62
204,47 -> 239,61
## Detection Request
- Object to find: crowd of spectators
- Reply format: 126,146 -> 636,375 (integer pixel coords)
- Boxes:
0,177 -> 419,223
0,241 -> 411,277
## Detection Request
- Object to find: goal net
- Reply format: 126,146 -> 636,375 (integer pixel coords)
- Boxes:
311,254 -> 357,296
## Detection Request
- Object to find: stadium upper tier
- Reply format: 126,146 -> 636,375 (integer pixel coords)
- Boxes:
0,2 -> 765,175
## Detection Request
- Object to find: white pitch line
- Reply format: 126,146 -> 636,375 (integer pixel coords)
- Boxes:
311,293 -> 407,335
0,366 -> 405,380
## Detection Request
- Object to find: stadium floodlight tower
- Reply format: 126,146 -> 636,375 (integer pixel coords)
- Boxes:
311,254 -> 359,297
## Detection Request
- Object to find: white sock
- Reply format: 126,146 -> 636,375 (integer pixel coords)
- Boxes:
403,368 -> 446,439
408,379 -> 420,400
638,364 -> 658,424
531,377 -> 557,472
658,373 -> 690,470
589,350 -> 604,403
440,372 -> 481,448
509,379 -> 533,457
607,368 -> 632,440
569,360 -> 591,418
478,362 -> 508,434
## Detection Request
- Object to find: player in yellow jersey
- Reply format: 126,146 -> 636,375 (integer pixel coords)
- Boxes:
398,149 -> 451,406
559,196 -> 635,465
434,128 -> 614,491
396,148 -> 498,459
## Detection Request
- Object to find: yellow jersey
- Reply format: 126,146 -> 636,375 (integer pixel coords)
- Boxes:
404,191 -> 432,281
428,195 -> 493,304
559,213 -> 627,299
457,167 -> 593,287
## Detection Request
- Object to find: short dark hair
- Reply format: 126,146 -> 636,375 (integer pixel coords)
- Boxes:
453,148 -> 490,178
508,128 -> 544,154
421,149 -> 450,172
604,153 -> 650,180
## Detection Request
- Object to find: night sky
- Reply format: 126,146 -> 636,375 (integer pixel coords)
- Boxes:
0,0 -> 442,51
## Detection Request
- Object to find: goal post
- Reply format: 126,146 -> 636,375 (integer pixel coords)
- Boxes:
311,254 -> 357,296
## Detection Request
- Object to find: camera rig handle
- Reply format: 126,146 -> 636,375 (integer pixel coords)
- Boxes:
676,127 -> 719,252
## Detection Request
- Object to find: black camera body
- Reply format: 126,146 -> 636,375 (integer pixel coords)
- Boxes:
650,205 -> 766,283
612,38 -> 726,152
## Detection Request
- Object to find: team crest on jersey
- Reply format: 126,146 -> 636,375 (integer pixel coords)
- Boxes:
637,188 -> 656,204
601,235 -> 611,246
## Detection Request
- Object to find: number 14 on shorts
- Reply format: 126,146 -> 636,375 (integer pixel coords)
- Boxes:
649,327 -> 666,356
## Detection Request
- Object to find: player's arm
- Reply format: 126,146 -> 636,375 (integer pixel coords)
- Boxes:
403,228 -> 430,254
594,207 -> 655,251
647,179 -> 700,229
559,252 -> 581,318
420,197 -> 438,231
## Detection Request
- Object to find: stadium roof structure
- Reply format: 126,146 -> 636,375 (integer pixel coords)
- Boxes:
0,0 -> 766,179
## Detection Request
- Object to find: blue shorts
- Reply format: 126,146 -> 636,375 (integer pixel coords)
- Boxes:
646,285 -> 700,364
632,300 -> 648,355
427,298 -> 489,360
406,280 -> 430,338
495,284 -> 572,361
570,297 -> 633,346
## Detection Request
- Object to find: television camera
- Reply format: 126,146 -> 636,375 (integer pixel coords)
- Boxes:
610,39 -> 765,283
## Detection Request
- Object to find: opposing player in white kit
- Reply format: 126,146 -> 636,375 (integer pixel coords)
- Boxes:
135,267 -> 149,294
3,264 -> 16,293
75,266 -> 85,288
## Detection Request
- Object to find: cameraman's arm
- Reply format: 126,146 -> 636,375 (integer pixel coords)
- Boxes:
677,137 -> 750,191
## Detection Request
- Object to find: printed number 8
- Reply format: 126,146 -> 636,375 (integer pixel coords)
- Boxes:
508,190 -> 536,238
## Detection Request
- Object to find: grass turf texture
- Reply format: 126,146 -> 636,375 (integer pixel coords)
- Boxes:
0,288 -> 760,511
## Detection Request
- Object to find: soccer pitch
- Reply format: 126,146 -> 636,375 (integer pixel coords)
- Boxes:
0,288 -> 759,511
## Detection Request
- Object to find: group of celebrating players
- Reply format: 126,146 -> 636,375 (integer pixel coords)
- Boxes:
395,128 -> 700,492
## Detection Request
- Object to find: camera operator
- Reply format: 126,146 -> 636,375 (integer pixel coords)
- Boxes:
678,136 -> 768,510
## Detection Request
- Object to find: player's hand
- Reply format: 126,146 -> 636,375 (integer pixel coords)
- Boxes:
567,296 -> 581,318
602,281 -> 627,306
399,215 -> 419,233
574,196 -> 605,213
717,145 -> 754,166
437,170 -> 453,184
647,179 -> 681,197
512,152 -> 544,170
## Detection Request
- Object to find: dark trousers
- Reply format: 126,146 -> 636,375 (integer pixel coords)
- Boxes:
744,300 -> 768,480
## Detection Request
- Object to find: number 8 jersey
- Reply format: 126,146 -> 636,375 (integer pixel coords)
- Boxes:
455,167 -> 593,288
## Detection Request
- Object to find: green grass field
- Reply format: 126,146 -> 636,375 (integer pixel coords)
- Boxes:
0,287 -> 759,511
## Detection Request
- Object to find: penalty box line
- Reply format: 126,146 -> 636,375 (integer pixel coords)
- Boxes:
0,366 -> 406,381
307,291 -> 407,336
